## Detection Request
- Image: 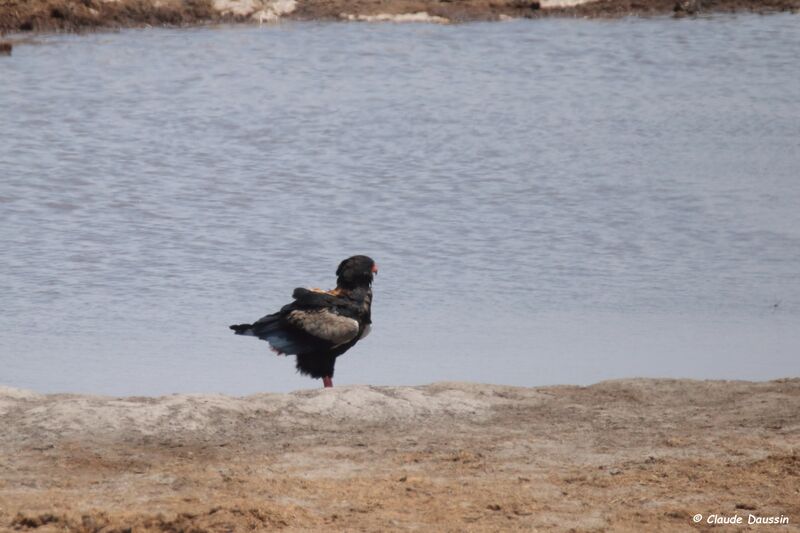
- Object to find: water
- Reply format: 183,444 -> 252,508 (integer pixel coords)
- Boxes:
1,16 -> 799,395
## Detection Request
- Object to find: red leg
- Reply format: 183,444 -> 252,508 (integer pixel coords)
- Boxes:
322,376 -> 333,388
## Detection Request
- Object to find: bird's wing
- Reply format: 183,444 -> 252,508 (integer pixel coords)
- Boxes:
290,287 -> 344,308
286,309 -> 360,347
246,288 -> 359,354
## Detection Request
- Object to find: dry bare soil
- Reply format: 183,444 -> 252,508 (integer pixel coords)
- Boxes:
1,0 -> 799,34
1,379 -> 798,532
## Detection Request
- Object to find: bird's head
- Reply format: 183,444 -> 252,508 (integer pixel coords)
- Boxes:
336,255 -> 378,289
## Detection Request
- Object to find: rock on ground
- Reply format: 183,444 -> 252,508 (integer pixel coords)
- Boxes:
0,378 -> 798,531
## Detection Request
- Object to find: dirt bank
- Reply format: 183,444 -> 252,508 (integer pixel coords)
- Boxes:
0,0 -> 798,34
1,379 -> 798,531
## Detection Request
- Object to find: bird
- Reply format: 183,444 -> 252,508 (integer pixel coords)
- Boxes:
229,255 -> 377,388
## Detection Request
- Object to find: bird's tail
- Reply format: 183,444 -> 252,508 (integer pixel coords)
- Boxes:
229,323 -> 254,335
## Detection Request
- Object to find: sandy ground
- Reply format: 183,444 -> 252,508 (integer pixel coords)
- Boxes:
1,0 -> 799,36
0,378 -> 798,532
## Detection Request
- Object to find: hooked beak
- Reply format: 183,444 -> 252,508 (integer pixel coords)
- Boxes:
371,263 -> 379,276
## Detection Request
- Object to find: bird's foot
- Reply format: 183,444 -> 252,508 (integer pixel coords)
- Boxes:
322,376 -> 333,388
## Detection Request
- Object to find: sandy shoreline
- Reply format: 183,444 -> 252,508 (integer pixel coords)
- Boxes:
1,378 -> 798,531
0,0 -> 798,37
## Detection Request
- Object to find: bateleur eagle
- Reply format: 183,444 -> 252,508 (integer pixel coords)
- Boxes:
230,255 -> 377,388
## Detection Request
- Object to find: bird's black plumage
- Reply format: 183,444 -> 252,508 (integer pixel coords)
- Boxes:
230,255 -> 377,388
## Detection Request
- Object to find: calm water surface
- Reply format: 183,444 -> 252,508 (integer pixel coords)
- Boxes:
1,16 -> 799,394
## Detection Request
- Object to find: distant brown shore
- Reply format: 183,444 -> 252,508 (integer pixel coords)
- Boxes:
1,379 -> 798,531
0,0 -> 798,35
